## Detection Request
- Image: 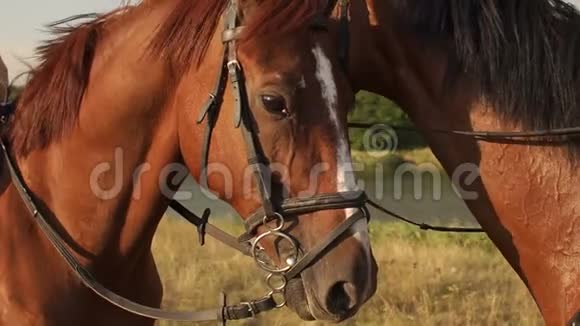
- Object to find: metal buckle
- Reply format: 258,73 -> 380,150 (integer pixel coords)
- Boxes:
239,301 -> 256,318
227,60 -> 241,71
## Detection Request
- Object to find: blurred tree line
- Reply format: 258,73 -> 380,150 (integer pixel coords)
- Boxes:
349,91 -> 426,150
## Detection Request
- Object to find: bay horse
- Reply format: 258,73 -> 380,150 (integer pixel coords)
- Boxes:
0,0 -> 377,325
328,0 -> 580,324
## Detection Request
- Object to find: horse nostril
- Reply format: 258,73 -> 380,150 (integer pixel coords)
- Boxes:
326,281 -> 358,316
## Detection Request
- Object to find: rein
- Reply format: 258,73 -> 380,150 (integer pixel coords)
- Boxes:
349,122 -> 580,142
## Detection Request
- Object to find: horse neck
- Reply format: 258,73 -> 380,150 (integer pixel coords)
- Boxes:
352,1 -> 501,208
12,4 -> 181,266
354,2 -> 580,321
351,0 -> 479,151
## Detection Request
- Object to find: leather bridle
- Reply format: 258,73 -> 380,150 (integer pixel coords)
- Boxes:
0,1 -> 370,324
348,122 -> 580,143
325,0 -> 350,70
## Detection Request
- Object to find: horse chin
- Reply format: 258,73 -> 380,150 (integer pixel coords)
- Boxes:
285,277 -> 315,320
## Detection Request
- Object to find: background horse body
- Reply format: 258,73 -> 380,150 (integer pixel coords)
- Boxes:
335,0 -> 580,324
0,0 -> 377,325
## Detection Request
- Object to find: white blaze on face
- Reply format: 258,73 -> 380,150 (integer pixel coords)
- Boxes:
311,43 -> 371,253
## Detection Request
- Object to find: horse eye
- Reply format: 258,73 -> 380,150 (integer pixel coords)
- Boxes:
261,94 -> 289,116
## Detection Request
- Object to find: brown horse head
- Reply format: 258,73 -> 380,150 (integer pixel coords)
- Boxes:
5,0 -> 375,324
165,0 -> 378,321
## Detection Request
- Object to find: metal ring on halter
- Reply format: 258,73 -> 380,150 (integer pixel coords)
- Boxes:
267,290 -> 287,308
251,231 -> 299,273
266,273 -> 287,292
263,212 -> 284,232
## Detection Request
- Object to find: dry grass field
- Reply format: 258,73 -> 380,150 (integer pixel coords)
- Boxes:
152,216 -> 543,326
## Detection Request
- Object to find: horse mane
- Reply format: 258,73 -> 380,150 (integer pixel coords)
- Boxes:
394,0 -> 580,133
148,0 -> 325,73
11,0 -> 325,157
9,11 -> 127,156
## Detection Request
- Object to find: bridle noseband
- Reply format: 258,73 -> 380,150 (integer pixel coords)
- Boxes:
0,1 -> 369,324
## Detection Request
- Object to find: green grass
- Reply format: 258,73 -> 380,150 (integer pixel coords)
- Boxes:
152,217 -> 542,326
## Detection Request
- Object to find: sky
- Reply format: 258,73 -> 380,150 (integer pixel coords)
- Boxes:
1,0 -> 580,80
0,0 -> 123,80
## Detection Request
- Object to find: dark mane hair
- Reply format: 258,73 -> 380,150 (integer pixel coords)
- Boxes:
11,0 -> 325,156
394,0 -> 580,133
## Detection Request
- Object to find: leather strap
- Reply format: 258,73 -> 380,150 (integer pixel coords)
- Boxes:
286,208 -> 368,280
337,0 -> 350,70
222,296 -> 277,320
197,55 -> 227,189
348,122 -> 580,142
240,190 -> 367,241
238,115 -> 276,219
168,201 -> 253,255
225,0 -> 243,128
323,0 -> 349,70
366,199 -> 484,233
222,1 -> 276,219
